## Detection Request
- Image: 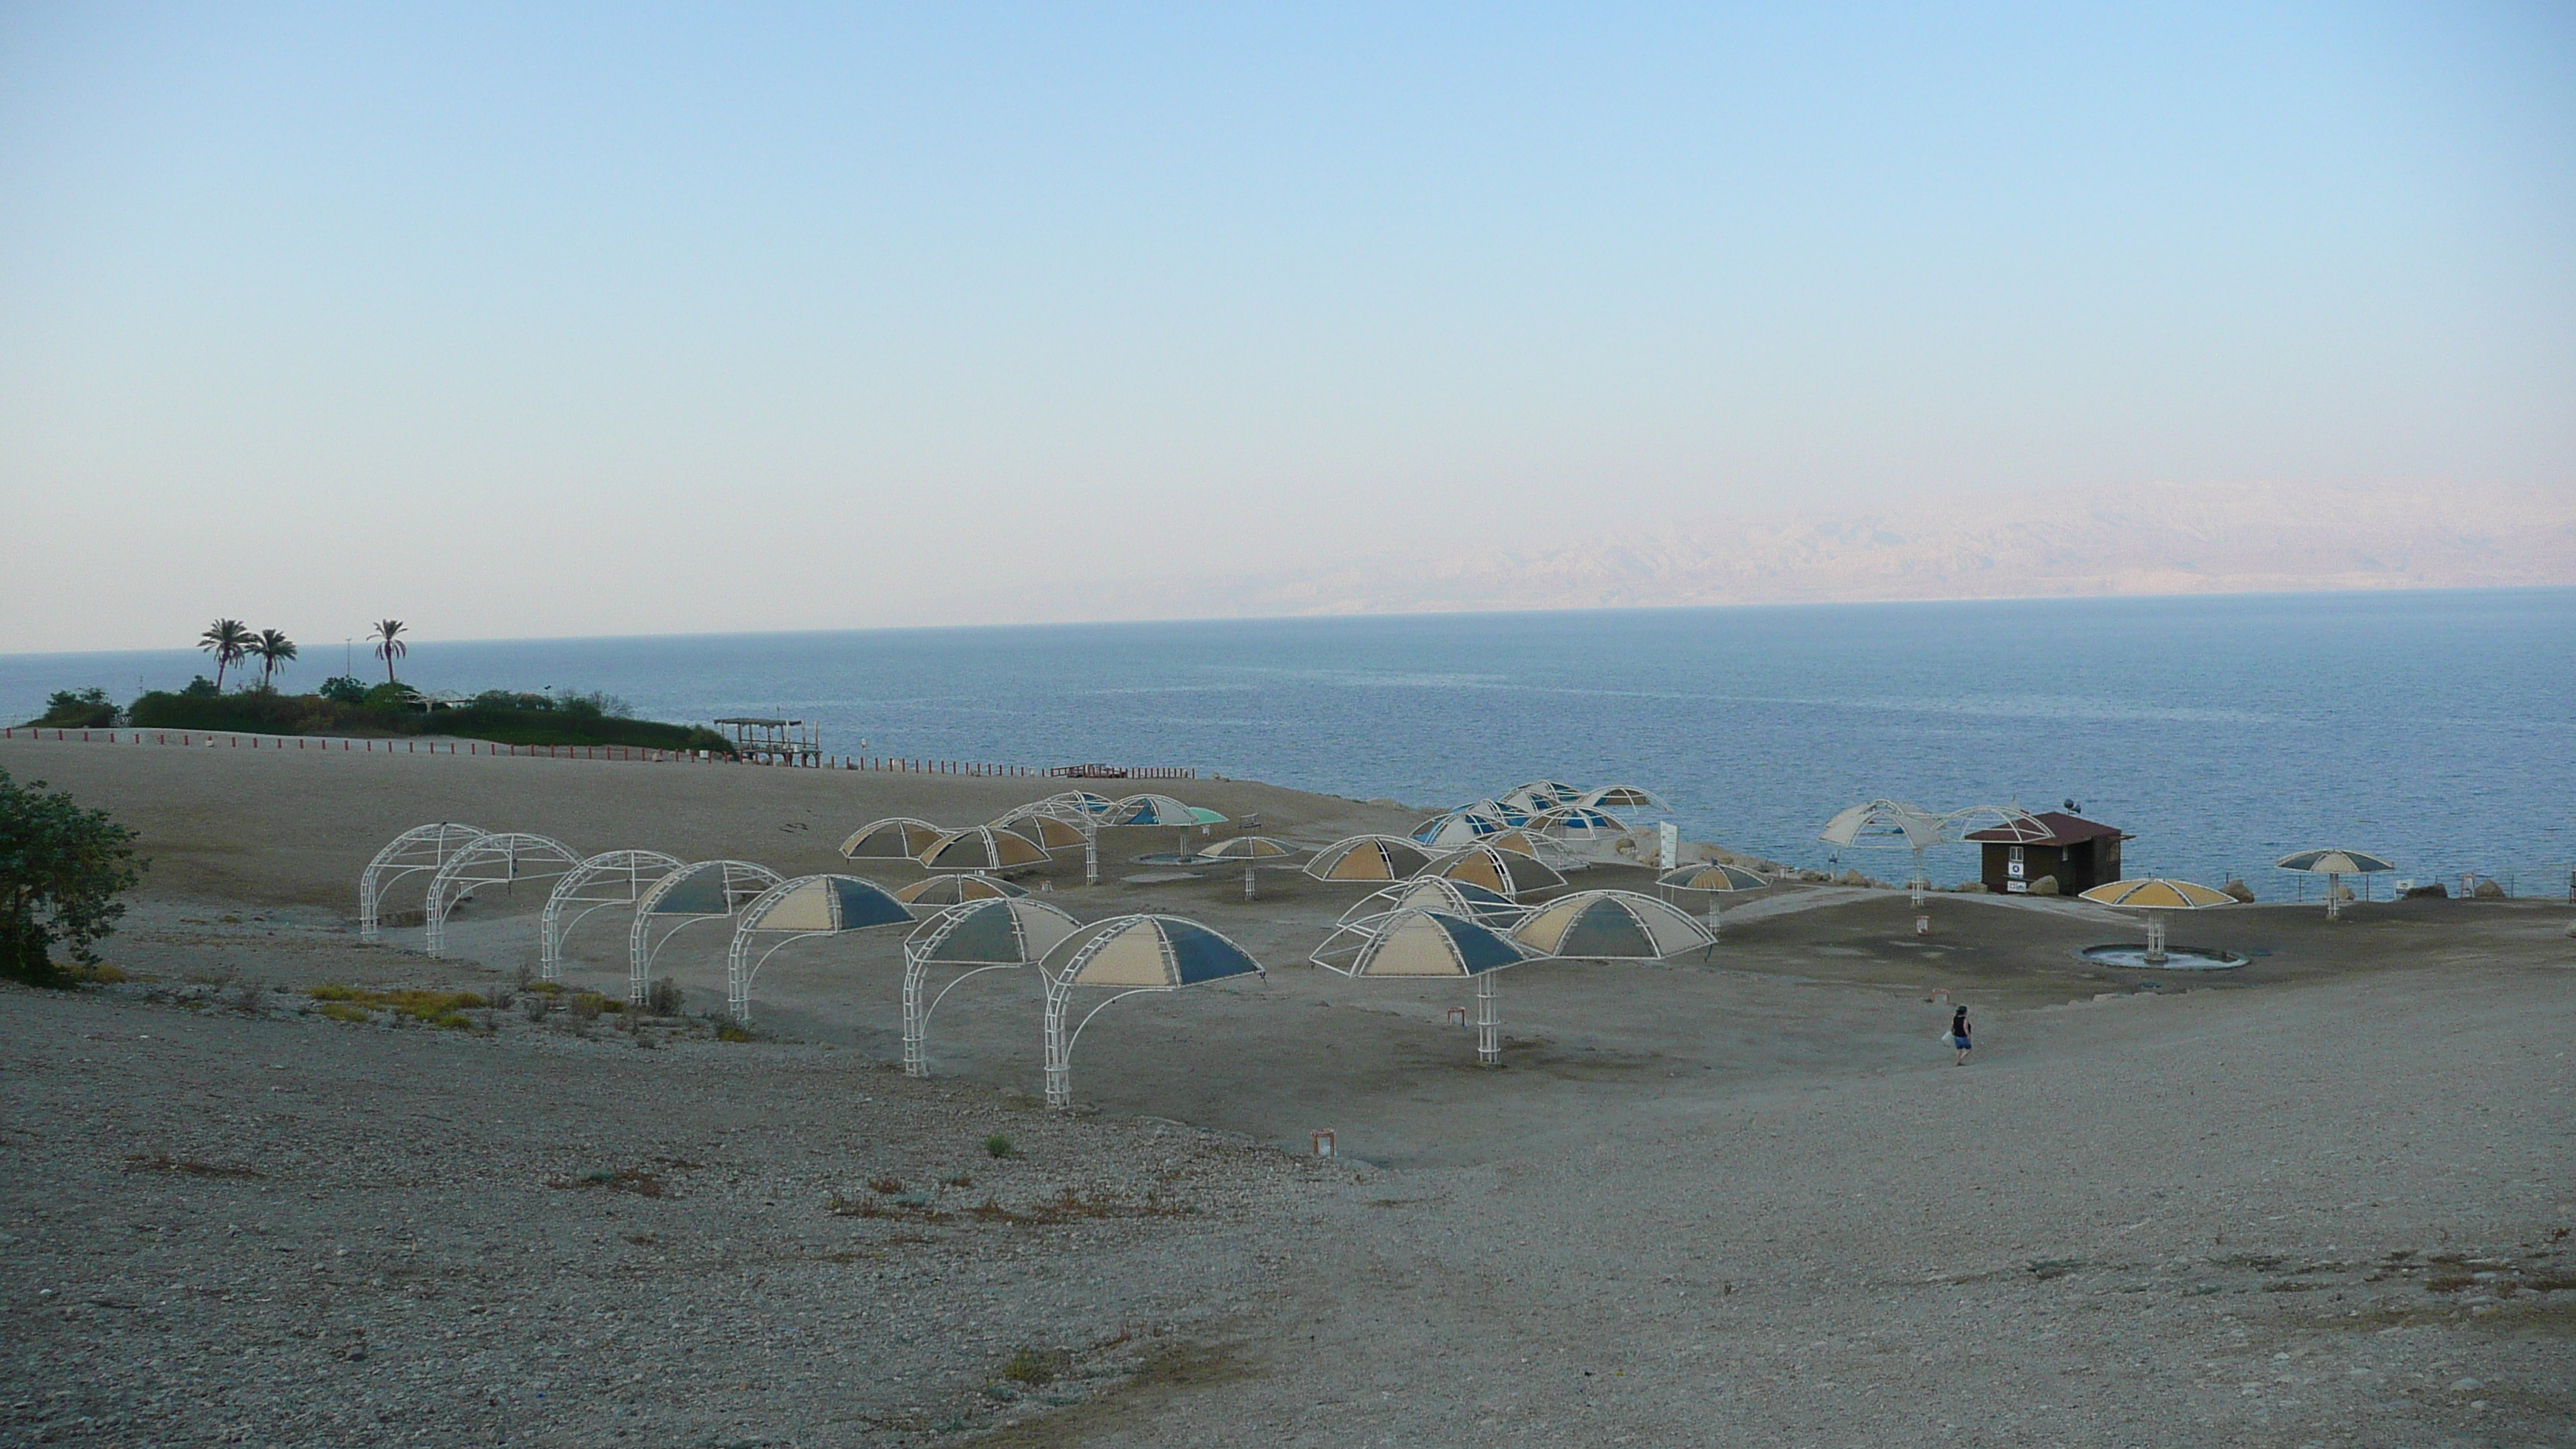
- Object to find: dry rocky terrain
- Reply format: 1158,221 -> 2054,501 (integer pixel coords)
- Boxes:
4,735 -> 2571,1447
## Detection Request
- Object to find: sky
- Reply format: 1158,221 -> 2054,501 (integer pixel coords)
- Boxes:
2,2 -> 2571,654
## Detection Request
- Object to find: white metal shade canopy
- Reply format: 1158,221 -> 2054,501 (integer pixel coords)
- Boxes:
2276,848 -> 2397,918
1526,806 -> 1629,844
839,817 -> 945,861
627,859 -> 785,1004
540,849 -> 683,975
1509,889 -> 1714,961
423,832 -> 584,957
1194,834 -> 1303,899
992,808 -> 1092,851
357,822 -> 488,941
1410,808 -> 1514,848
1318,907 -> 1531,977
1501,780 -> 1584,812
898,896 -> 1083,1076
1820,798 -> 1954,903
723,874 -> 913,1023
1658,862 -> 1769,892
1335,875 -> 1524,929
1575,785 -> 1665,812
2077,877 -> 2235,964
1320,908 -> 1536,1066
1039,915 -> 1262,1108
1304,834 -> 1434,883
1106,793 -> 1215,827
1482,827 -> 1585,872
999,793 -> 1116,882
1820,799 -> 1944,850
917,824 -> 1049,873
1424,843 -> 1567,899
1656,861 -> 1769,936
893,873 -> 1029,911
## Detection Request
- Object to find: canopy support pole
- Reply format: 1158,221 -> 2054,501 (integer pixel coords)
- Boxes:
904,957 -> 1018,1077
2144,914 -> 2168,965
1244,865 -> 1258,901
1910,845 -> 1928,906
1475,971 -> 1501,1067
2326,872 -> 2343,920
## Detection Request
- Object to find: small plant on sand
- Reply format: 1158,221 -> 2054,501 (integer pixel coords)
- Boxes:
521,993 -> 554,1022
568,992 -> 606,1022
547,1166 -> 664,1197
645,976 -> 684,1016
868,1176 -> 906,1194
983,1134 -> 1016,1160
999,1347 -> 1066,1385
318,1002 -> 372,1024
715,1022 -> 754,1043
304,984 -> 487,1025
0,768 -> 147,985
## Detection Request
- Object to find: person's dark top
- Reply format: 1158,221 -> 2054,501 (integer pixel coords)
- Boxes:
1951,1007 -> 1970,1040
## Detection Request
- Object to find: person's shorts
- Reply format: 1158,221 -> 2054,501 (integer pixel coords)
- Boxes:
1954,1037 -> 1971,1050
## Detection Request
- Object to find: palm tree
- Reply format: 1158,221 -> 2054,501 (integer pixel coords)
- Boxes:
197,618 -> 253,690
252,629 -> 297,690
370,619 -> 407,683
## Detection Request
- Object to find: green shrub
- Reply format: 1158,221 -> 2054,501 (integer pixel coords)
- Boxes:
26,688 -> 117,728
361,682 -> 417,711
984,1134 -> 1016,1159
317,676 -> 370,704
0,769 -> 147,984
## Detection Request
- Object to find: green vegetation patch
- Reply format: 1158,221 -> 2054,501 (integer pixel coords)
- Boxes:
306,984 -> 488,1025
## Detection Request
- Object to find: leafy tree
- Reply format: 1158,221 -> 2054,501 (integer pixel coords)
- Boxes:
29,689 -> 116,728
197,618 -> 254,690
251,629 -> 297,689
370,619 -> 407,683
0,769 -> 146,983
179,676 -> 221,698
317,676 -> 371,704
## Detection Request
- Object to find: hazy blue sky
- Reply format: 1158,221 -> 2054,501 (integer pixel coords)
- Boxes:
2,3 -> 2569,653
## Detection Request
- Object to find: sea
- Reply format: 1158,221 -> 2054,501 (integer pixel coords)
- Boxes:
5,588 -> 2570,901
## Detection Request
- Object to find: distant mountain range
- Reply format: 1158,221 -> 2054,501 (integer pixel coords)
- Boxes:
1118,481 -> 2576,619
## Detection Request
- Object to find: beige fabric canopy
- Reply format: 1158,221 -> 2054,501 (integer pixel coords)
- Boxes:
840,817 -> 944,860
1305,834 -> 1434,882
917,825 -> 1048,872
1509,889 -> 1713,960
1426,843 -> 1566,899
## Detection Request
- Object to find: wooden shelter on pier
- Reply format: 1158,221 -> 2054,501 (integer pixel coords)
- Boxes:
715,718 -> 820,767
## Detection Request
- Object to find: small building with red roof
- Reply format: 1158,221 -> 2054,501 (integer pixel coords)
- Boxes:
1965,810 -> 2131,896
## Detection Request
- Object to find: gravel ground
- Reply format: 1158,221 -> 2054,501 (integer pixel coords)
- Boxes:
5,737 -> 2571,1446
1,978 -> 1348,1447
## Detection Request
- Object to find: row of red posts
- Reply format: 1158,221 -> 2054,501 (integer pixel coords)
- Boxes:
0,727 -> 1190,779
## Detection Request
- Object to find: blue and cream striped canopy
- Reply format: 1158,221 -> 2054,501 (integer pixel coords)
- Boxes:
1046,914 -> 1263,989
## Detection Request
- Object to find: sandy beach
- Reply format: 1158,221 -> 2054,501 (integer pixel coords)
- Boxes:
4,734 -> 2571,1447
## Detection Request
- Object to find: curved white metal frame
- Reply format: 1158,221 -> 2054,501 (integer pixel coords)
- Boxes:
998,795 -> 1106,884
626,859 -> 784,1005
421,832 -> 583,957
1936,804 -> 2053,906
1821,799 -> 1945,903
358,822 -> 488,941
1509,888 -> 1717,962
539,850 -> 683,978
1314,907 -> 1533,1064
1039,917 -> 1262,1108
721,873 -> 911,1024
899,899 -> 1080,1077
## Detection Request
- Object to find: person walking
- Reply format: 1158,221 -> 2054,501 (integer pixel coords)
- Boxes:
1951,1003 -> 1972,1065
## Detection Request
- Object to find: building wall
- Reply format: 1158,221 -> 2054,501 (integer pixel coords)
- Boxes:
1982,842 -> 2065,893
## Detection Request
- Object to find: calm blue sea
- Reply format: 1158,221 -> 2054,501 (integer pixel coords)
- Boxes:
6,589 -> 2571,899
